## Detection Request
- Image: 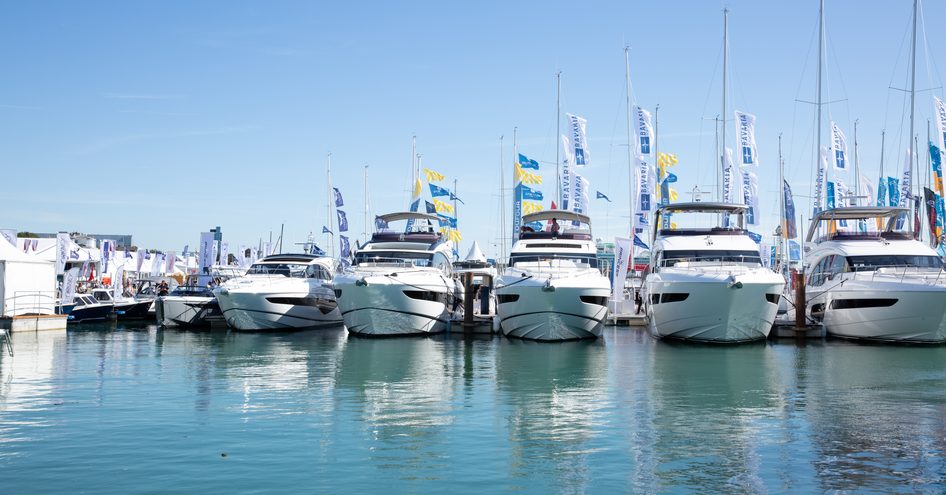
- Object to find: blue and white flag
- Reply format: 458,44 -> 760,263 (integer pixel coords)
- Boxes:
814,147 -> 828,214
900,148 -> 913,206
826,181 -> 836,209
633,234 -> 649,250
596,191 -> 611,202
0,229 -> 16,247
339,235 -> 351,258
633,106 -> 655,214
425,200 -> 437,214
333,187 -> 344,207
374,216 -> 388,231
877,176 -> 887,207
518,153 -> 540,170
566,113 -> 589,166
830,121 -> 848,171
322,226 -> 333,234
336,210 -> 349,232
634,106 -> 653,156
429,184 -> 451,197
521,185 -> 543,201
743,171 -> 759,225
663,172 -> 678,184
437,214 -> 457,229
934,96 -> 946,149
723,148 -> 742,204
734,111 -> 758,167
747,231 -> 762,243
888,177 -> 900,207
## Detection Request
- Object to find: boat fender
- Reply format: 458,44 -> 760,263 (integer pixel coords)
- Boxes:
355,278 -> 369,287
727,276 -> 743,289
542,279 -> 555,292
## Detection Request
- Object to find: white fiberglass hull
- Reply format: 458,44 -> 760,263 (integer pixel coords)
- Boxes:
216,286 -> 342,331
334,269 -> 461,336
156,296 -> 224,327
810,279 -> 946,343
495,270 -> 610,341
646,269 -> 783,343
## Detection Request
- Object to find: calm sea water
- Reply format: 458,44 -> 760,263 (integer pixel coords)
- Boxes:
2,323 -> 945,493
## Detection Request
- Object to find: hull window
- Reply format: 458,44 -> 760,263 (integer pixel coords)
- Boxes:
334,289 -> 342,298
579,295 -> 607,306
404,290 -> 444,303
660,293 -> 689,303
497,294 -> 520,304
651,294 -> 661,305
765,293 -> 780,305
830,298 -> 897,310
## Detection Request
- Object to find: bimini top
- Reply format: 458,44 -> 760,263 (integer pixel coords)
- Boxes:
521,209 -> 591,225
376,211 -> 441,224
258,253 -> 323,263
656,202 -> 748,215
805,206 -> 911,242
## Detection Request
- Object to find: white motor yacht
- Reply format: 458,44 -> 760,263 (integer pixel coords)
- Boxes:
803,206 -> 946,343
155,269 -> 238,328
494,210 -> 611,341
645,202 -> 785,343
215,253 -> 342,330
333,212 -> 463,336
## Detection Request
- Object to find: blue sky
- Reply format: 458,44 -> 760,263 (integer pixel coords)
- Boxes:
2,0 -> 943,257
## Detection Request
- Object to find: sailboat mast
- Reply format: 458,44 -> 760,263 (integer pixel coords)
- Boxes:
411,136 -> 416,203
556,71 -> 562,207
816,0 -> 824,198
363,164 -> 369,244
854,120 -> 860,202
625,47 -> 635,241
909,0 -> 918,202
880,130 -> 886,198
326,153 -> 335,258
778,134 -> 786,271
499,134 -> 505,262
720,7 -> 729,196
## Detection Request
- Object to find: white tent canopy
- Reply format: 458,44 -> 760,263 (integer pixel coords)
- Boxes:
464,241 -> 487,263
0,239 -> 56,316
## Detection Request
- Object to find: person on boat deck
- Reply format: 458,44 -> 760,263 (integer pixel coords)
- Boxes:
157,280 -> 169,296
550,218 -> 560,234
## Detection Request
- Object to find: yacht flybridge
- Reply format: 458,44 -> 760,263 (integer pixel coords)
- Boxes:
215,253 -> 342,330
333,212 -> 463,336
804,206 -> 946,343
494,210 -> 611,341
645,202 -> 784,343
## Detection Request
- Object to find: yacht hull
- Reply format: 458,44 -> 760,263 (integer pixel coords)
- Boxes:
335,272 -> 459,336
812,282 -> 946,343
156,296 -> 225,328
495,274 -> 610,341
64,304 -> 114,323
217,288 -> 342,330
646,272 -> 783,343
114,300 -> 153,319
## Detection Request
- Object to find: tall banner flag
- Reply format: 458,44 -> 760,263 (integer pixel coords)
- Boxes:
55,232 -> 70,275
333,187 -> 344,207
859,173 -> 875,208
62,268 -> 79,307
513,153 -> 543,243
560,135 -> 573,210
611,236 -> 632,302
814,147 -> 828,214
830,121 -> 848,171
877,176 -> 887,207
633,106 -> 655,214
742,171 -> 760,225
0,229 -> 15,247
237,244 -> 247,268
406,178 -> 422,232
924,188 -> 938,245
900,148 -> 913,207
337,210 -> 349,232
113,266 -> 124,300
199,232 -> 214,274
150,253 -> 163,277
931,142 -> 945,197
734,111 -> 758,167
826,181 -> 836,209
722,148 -> 741,203
887,177 -> 900,208
783,180 -> 798,239
934,96 -> 946,149
136,251 -> 146,273
570,173 -> 590,218
566,113 -> 589,166
219,241 -> 229,266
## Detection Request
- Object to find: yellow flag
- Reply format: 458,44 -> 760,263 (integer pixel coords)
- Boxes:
657,152 -> 679,176
412,178 -> 422,200
670,221 -> 678,230
515,163 -> 543,185
424,168 -> 445,182
669,188 -> 679,202
522,201 -> 544,214
433,198 -> 454,214
439,227 -> 462,243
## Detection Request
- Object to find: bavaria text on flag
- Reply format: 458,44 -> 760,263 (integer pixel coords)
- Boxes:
611,236 -> 632,301
734,111 -> 758,166
900,148 -> 913,207
814,147 -> 828,214
830,121 -> 848,171
934,96 -> 946,150
633,106 -> 653,156
743,171 -> 760,225
566,113 -> 589,166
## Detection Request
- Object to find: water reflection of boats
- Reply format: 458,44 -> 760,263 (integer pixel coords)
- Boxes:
803,344 -> 946,491
494,338 -> 609,491
644,342 -> 782,491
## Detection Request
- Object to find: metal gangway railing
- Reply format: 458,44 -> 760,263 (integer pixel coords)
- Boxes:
7,290 -> 58,317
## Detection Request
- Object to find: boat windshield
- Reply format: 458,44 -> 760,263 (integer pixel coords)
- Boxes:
169,286 -> 214,297
246,263 -> 323,278
354,251 -> 433,267
661,250 -> 762,267
846,255 -> 944,271
509,253 -> 598,268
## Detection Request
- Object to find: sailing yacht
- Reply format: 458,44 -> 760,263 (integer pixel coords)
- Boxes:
333,212 -> 463,336
494,210 -> 611,341
215,253 -> 342,330
804,207 -> 946,342
645,202 -> 785,342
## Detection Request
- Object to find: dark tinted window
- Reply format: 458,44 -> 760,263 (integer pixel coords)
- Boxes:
846,255 -> 945,271
661,250 -> 762,266
509,254 -> 598,268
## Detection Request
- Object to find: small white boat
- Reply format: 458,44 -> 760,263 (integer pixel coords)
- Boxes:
804,206 -> 946,343
645,202 -> 785,343
215,253 -> 342,330
334,212 -> 463,336
494,210 -> 611,341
